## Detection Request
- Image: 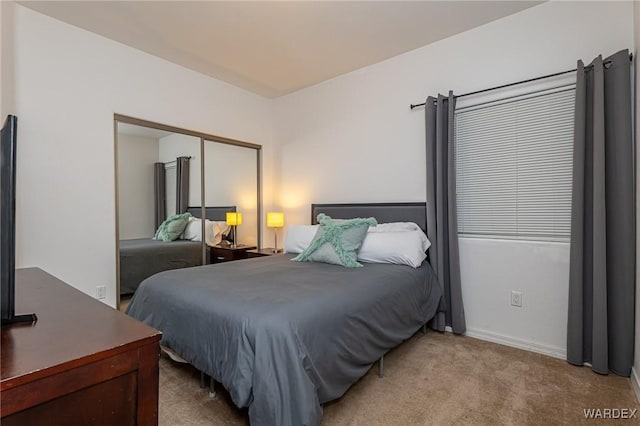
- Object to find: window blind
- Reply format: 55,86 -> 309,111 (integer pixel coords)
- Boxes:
454,87 -> 575,241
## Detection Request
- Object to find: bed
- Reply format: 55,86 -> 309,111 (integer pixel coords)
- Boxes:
119,206 -> 236,295
126,203 -> 441,425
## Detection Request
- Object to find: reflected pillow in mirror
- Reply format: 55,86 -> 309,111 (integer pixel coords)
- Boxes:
181,217 -> 201,241
154,212 -> 192,242
181,218 -> 231,246
209,221 -> 231,246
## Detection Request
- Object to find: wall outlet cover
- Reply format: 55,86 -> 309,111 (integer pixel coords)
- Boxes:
96,285 -> 106,300
511,291 -> 522,307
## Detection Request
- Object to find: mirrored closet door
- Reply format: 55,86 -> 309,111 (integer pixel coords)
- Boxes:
203,140 -> 259,249
114,115 -> 261,309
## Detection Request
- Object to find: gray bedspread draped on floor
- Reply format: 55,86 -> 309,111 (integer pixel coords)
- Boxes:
567,49 -> 635,376
126,255 -> 441,426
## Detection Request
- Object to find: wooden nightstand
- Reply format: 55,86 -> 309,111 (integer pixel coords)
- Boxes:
246,248 -> 283,258
210,244 -> 257,264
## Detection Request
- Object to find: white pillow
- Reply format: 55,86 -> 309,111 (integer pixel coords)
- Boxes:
211,221 -> 231,246
357,229 -> 431,268
368,222 -> 423,233
180,217 -> 202,241
180,218 -> 231,246
284,224 -> 319,254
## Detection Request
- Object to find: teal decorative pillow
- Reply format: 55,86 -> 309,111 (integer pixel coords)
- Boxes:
292,214 -> 377,267
154,212 -> 192,242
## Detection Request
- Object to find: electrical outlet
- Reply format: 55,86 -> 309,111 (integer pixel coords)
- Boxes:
511,291 -> 522,307
96,285 -> 106,300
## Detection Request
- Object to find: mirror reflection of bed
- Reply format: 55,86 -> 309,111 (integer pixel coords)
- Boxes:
118,207 -> 236,297
115,117 -> 261,309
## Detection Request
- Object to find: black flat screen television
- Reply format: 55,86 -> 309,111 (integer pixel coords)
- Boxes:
1,115 -> 36,324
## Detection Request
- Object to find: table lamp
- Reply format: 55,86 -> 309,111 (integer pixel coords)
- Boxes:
226,212 -> 242,248
266,212 -> 284,253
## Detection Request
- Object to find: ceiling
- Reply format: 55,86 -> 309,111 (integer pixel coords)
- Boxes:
20,1 -> 541,98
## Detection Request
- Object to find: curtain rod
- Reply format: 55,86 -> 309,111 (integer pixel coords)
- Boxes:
163,156 -> 192,165
409,53 -> 633,110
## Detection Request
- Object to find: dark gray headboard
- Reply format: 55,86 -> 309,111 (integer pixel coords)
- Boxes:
186,206 -> 236,221
311,202 -> 427,233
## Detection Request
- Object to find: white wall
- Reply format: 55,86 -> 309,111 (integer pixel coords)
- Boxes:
7,3 -> 273,307
0,1 -> 15,118
273,1 -> 634,356
116,133 -> 159,239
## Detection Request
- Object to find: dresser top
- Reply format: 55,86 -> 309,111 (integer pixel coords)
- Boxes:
1,268 -> 161,389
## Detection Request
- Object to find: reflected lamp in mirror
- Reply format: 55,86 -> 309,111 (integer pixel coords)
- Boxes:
266,212 -> 284,253
226,212 -> 243,248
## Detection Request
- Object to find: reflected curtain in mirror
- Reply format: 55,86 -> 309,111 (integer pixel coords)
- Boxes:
176,156 -> 190,214
154,162 -> 166,230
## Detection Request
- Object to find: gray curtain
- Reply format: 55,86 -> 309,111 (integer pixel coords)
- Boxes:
153,162 -> 165,229
175,156 -> 190,214
567,49 -> 634,376
425,91 -> 466,334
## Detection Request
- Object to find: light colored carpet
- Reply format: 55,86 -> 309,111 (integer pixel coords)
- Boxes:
157,330 -> 639,425
120,295 -> 132,312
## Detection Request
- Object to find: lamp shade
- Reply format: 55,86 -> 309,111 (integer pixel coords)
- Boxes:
226,212 -> 242,226
267,212 -> 284,228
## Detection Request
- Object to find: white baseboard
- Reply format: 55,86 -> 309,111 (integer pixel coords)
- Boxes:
631,367 -> 640,403
446,327 -> 640,397
460,327 -> 566,360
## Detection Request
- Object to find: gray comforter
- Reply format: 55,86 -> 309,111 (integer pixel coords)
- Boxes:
119,238 -> 202,295
126,254 -> 441,426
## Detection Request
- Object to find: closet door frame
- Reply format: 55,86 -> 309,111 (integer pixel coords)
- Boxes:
113,114 -> 262,310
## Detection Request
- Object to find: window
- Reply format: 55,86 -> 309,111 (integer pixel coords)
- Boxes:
454,87 -> 575,241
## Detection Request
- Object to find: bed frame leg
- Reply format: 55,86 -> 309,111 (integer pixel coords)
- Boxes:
208,377 -> 217,399
378,355 -> 384,379
422,323 -> 427,334
200,371 -> 207,389
200,371 -> 217,398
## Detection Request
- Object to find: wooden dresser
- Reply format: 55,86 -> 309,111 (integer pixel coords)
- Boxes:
1,268 -> 161,426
